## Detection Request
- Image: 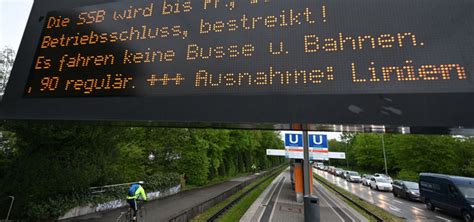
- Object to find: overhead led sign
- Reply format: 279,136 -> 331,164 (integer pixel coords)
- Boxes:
2,0 -> 474,130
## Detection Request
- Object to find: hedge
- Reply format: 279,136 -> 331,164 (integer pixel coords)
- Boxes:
24,172 -> 180,220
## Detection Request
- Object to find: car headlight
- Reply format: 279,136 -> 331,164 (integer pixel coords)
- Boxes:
410,191 -> 418,195
471,205 -> 474,208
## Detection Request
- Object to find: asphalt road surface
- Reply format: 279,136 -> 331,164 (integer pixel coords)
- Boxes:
315,168 -> 463,222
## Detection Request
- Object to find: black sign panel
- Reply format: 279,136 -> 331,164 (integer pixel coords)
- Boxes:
2,0 -> 474,131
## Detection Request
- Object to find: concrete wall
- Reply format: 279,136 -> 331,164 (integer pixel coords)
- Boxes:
58,184 -> 181,220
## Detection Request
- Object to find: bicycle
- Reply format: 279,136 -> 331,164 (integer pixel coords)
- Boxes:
116,200 -> 147,222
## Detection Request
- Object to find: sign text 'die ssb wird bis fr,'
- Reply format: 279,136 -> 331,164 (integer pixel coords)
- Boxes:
25,0 -> 474,98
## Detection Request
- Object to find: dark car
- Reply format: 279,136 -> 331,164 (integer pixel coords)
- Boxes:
393,180 -> 421,201
328,166 -> 336,175
420,173 -> 474,222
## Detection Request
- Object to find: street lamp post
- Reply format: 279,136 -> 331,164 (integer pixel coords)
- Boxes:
345,144 -> 349,169
382,135 -> 388,175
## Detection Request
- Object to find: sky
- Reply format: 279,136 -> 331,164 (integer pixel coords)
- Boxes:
0,0 -> 34,51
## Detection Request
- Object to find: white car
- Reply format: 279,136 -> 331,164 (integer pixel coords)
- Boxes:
362,174 -> 373,186
315,162 -> 324,170
345,171 -> 362,183
374,173 -> 393,183
370,177 -> 393,191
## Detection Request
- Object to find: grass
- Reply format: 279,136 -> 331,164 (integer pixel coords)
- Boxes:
313,173 -> 405,222
216,173 -> 279,222
191,167 -> 284,222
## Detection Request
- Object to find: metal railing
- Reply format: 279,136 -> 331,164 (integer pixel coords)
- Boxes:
1,195 -> 14,221
89,182 -> 137,194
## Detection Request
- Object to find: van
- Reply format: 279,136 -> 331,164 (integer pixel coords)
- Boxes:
419,173 -> 474,222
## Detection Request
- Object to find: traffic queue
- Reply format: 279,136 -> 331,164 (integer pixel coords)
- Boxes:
314,163 -> 474,222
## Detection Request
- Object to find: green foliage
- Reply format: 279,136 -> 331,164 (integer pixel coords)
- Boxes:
178,134 -> 210,185
396,169 -> 419,181
0,122 -> 284,220
23,172 -> 180,219
0,46 -> 15,93
328,133 -> 474,180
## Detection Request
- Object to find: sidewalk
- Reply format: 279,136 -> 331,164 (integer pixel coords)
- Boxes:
62,172 -> 266,222
241,169 -> 368,222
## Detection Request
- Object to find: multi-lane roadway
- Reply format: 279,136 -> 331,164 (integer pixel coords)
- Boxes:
314,168 -> 463,222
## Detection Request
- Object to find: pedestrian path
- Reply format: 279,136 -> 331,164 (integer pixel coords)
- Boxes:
241,169 -> 368,222
62,172 -> 264,222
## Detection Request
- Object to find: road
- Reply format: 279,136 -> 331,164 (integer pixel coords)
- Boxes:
314,168 -> 463,222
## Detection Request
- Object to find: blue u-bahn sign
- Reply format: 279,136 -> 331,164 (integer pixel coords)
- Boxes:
284,133 -> 303,148
284,132 -> 328,149
308,134 -> 328,149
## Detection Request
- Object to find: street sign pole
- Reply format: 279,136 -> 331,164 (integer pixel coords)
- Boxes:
382,134 -> 388,175
302,125 -> 310,196
302,124 -> 320,222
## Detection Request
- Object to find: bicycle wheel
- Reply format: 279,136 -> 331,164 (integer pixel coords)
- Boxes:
116,210 -> 131,222
137,206 -> 147,222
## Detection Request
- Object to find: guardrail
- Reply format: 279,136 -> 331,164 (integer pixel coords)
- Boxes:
314,173 -> 384,222
89,182 -> 136,194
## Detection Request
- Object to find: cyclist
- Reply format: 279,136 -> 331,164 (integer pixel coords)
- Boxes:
251,164 -> 257,173
127,181 -> 147,221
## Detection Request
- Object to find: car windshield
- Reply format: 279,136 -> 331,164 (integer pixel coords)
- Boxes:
349,172 -> 359,176
404,182 -> 419,190
458,185 -> 474,199
376,178 -> 389,183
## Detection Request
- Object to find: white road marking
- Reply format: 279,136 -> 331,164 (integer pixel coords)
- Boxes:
379,199 -> 401,212
257,175 -> 284,221
393,200 -> 403,204
268,177 -> 286,222
435,216 -> 452,222
315,182 -> 346,222
389,205 -> 401,212
412,207 -> 424,212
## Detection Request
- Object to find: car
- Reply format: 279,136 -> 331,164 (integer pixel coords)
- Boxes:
420,173 -> 474,222
370,177 -> 393,191
346,171 -> 362,183
315,162 -> 324,170
362,174 -> 374,186
393,180 -> 421,201
335,168 -> 344,177
328,166 -> 336,174
343,170 -> 350,178
374,173 -> 393,183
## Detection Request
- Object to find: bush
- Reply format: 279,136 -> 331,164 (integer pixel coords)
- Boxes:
24,172 -> 180,220
396,169 -> 419,181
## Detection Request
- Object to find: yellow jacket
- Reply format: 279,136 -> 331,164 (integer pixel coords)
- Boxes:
127,184 -> 147,200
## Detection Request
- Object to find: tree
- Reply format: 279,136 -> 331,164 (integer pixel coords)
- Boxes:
0,122 -> 124,218
0,46 -> 15,94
